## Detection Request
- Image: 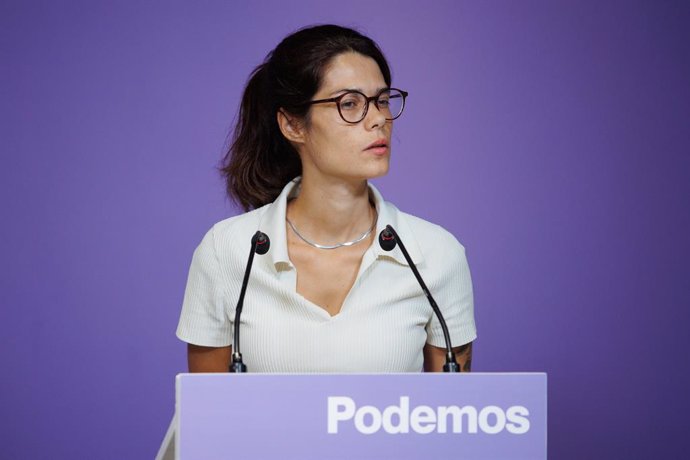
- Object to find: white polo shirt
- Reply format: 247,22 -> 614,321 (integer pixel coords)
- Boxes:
176,178 -> 476,372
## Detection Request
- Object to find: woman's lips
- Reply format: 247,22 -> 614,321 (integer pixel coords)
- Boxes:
366,145 -> 389,155
365,139 -> 389,155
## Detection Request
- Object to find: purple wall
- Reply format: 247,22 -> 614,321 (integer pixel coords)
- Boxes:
2,1 -> 688,458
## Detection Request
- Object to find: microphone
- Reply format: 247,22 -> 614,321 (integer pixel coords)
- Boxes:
230,231 -> 270,373
378,225 -> 460,372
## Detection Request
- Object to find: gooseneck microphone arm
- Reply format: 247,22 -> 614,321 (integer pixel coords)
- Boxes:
379,225 -> 460,373
231,231 -> 270,373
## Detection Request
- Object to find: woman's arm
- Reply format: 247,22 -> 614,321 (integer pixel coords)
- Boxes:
423,342 -> 473,372
187,344 -> 232,373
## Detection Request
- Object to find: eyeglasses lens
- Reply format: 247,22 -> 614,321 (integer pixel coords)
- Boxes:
379,90 -> 404,121
338,90 -> 405,123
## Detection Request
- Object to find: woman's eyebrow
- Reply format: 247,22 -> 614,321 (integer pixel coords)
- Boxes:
328,88 -> 360,96
327,86 -> 389,96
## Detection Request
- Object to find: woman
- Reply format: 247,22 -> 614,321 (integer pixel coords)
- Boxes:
176,24 -> 476,373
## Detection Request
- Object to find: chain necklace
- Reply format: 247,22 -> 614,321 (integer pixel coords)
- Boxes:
286,208 -> 378,250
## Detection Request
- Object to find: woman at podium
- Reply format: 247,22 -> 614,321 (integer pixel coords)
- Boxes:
176,24 -> 476,374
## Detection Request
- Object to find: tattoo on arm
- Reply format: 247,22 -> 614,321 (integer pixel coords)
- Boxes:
455,342 -> 473,372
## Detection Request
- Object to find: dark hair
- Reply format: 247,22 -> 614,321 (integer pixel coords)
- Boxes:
220,24 -> 392,211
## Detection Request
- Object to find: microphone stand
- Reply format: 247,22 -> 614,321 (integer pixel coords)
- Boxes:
379,225 -> 460,372
230,231 -> 270,373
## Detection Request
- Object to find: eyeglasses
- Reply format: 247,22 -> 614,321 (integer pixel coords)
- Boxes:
307,88 -> 408,124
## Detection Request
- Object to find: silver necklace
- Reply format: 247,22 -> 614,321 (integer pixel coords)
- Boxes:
286,208 -> 378,250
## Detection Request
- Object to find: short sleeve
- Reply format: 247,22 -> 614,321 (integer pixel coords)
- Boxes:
426,239 -> 477,348
176,227 -> 232,347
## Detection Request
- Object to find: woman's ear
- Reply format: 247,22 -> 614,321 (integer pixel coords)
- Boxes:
277,110 -> 305,144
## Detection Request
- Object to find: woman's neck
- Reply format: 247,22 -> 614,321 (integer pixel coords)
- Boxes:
286,175 -> 375,245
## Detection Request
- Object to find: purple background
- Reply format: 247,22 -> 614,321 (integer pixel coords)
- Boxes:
1,1 -> 688,458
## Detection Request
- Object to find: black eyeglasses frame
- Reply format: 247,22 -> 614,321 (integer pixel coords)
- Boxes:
306,87 -> 409,124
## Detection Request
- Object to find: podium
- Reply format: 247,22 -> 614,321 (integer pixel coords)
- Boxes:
158,373 -> 546,459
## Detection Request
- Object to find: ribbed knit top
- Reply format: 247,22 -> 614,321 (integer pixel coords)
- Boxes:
176,179 -> 476,373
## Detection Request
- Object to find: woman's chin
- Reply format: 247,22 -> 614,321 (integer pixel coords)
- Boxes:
369,161 -> 390,179
360,155 -> 390,179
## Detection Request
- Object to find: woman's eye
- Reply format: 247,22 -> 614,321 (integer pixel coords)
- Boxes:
378,98 -> 390,108
340,99 -> 360,110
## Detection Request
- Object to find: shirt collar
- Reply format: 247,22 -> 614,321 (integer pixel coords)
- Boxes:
257,177 -> 424,271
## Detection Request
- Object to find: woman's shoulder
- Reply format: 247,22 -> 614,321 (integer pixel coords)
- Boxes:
213,206 -> 264,234
393,205 -> 466,252
195,205 -> 269,255
392,208 -> 472,294
391,206 -> 468,271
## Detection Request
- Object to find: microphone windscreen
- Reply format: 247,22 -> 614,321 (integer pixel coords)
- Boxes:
255,232 -> 271,255
378,228 -> 396,251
